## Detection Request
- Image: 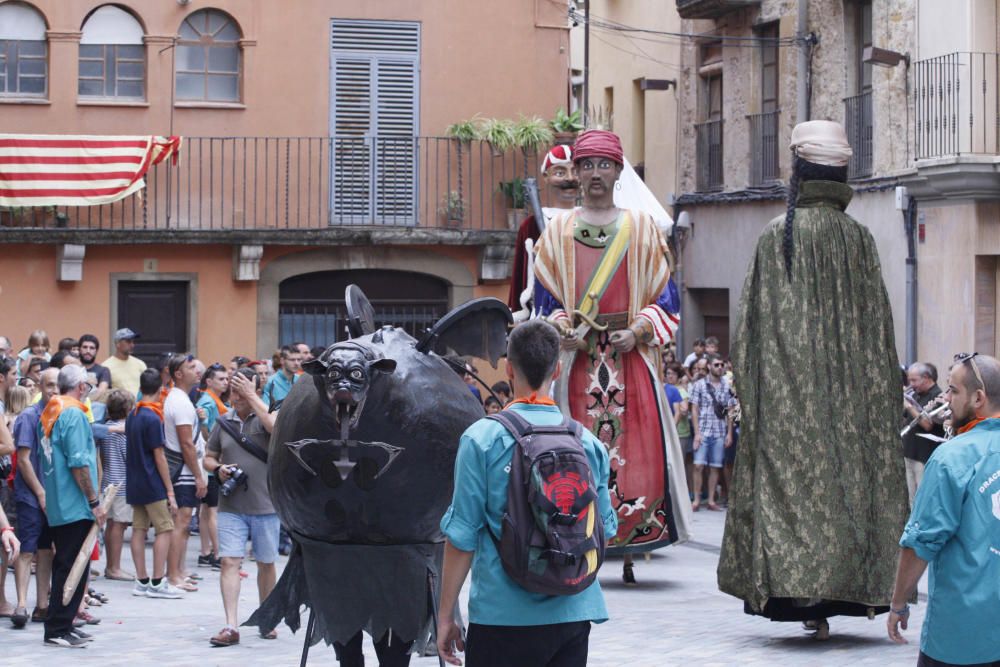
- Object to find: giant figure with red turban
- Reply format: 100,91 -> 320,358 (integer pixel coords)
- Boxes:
533,130 -> 692,584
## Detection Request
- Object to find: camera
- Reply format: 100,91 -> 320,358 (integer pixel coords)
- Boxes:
219,465 -> 249,497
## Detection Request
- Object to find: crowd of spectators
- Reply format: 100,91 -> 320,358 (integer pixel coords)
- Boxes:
0,328 -> 317,648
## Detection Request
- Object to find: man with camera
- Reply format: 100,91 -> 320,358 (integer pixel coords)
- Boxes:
202,368 -> 277,647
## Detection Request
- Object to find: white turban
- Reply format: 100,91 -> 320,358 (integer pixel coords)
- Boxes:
789,120 -> 852,168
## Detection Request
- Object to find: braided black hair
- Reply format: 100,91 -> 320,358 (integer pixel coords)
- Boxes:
783,157 -> 850,282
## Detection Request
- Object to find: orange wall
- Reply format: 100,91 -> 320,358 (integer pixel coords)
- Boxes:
0,244 -> 257,363
0,243 -> 509,370
2,0 -> 569,137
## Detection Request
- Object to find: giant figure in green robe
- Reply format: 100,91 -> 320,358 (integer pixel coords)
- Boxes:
717,121 -> 909,637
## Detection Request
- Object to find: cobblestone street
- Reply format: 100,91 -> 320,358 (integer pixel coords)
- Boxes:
2,508 -> 926,666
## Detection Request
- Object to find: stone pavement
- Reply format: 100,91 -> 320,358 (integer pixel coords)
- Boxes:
2,509 -> 927,666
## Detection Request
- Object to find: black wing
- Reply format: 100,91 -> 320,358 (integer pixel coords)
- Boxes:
415,297 -> 512,368
345,284 -> 376,339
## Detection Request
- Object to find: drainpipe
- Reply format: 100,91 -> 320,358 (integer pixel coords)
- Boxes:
903,194 -> 918,365
796,0 -> 809,122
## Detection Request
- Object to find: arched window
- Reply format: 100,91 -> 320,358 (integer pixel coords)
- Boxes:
0,1 -> 47,97
79,5 -> 145,99
175,9 -> 241,102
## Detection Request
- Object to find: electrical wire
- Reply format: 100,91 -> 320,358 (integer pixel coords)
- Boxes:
570,8 -> 803,47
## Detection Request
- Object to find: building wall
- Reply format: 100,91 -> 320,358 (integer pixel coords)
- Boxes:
582,0 -> 682,202
675,0 -> 915,361
0,243 -> 503,366
0,0 -> 562,368
2,0 -> 569,137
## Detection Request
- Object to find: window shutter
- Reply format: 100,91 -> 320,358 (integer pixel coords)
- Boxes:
330,20 -> 419,225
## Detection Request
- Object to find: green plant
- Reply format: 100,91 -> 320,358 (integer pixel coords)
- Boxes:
445,118 -> 480,144
497,178 -> 527,209
439,191 -> 464,221
480,118 -> 516,153
550,108 -> 584,133
513,115 -> 554,155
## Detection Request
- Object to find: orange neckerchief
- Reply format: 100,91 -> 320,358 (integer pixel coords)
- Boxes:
41,395 -> 91,438
956,414 -> 1000,435
157,382 -> 173,405
134,400 -> 164,422
508,392 -> 557,407
200,389 -> 229,416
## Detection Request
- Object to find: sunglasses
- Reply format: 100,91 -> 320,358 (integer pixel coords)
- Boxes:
208,362 -> 226,371
711,362 -> 725,368
954,352 -> 984,390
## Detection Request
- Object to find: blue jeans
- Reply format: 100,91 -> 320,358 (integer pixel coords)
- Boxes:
217,511 -> 280,563
694,435 -> 725,468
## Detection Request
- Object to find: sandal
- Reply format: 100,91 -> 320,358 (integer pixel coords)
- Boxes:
175,580 -> 199,592
88,588 -> 109,604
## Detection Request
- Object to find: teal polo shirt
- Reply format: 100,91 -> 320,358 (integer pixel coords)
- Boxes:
440,403 -> 618,626
38,406 -> 99,527
262,371 -> 300,409
196,391 -> 227,433
899,418 -> 1000,665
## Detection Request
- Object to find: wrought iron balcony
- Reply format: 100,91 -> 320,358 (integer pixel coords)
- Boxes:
844,92 -> 873,179
695,120 -> 724,192
914,52 -> 1000,159
0,136 -> 541,242
676,0 -> 761,19
748,110 -> 780,185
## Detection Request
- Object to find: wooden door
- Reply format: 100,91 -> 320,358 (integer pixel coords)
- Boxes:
117,280 -> 189,366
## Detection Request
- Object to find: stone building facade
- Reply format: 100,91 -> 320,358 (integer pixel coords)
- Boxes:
674,0 -> 915,361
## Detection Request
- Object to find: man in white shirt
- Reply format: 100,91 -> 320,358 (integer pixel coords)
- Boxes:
163,354 -> 206,592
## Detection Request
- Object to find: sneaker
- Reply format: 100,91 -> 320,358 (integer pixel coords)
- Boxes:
44,634 -> 88,648
69,628 -> 94,643
209,626 -> 240,647
210,555 -> 222,570
197,554 -> 213,568
146,580 -> 185,599
132,580 -> 150,597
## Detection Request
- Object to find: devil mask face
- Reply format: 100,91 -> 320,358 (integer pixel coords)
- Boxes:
304,342 -> 397,430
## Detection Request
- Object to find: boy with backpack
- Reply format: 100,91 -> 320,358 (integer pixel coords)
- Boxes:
437,319 -> 617,667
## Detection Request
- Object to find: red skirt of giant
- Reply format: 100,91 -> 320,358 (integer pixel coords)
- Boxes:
567,243 -> 686,553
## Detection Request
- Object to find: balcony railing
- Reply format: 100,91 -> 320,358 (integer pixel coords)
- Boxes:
915,52 -> 1000,159
748,110 -> 780,185
676,0 -> 761,19
0,136 -> 544,236
844,91 -> 873,179
695,120 -> 724,192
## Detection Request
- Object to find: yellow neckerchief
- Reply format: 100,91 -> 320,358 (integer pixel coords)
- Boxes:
200,388 -> 229,416
575,211 -> 633,321
41,395 -> 90,438
508,392 -> 557,407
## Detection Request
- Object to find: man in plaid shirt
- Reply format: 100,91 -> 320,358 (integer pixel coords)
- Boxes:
689,353 -> 734,511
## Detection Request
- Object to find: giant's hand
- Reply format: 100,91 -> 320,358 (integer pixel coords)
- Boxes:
609,329 -> 637,353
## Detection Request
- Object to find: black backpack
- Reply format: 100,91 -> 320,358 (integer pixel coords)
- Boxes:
487,410 -> 606,596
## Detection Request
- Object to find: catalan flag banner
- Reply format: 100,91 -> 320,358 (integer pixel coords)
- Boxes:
0,134 -> 181,207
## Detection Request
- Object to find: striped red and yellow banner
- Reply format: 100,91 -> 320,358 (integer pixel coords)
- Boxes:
0,134 -> 181,207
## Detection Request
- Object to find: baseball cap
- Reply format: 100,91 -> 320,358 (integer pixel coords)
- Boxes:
113,328 -> 140,342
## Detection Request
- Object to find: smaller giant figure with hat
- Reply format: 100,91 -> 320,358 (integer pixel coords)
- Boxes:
532,129 -> 692,584
507,145 -> 579,321
717,120 -> 908,638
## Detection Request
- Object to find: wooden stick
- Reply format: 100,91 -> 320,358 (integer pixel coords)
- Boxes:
62,483 -> 117,606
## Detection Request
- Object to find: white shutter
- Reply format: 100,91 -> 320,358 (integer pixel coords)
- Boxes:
330,20 -> 419,225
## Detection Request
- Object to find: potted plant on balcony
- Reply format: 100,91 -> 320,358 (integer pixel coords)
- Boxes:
497,177 -> 527,229
513,115 -> 554,158
446,118 -> 479,219
438,191 -> 464,227
480,118 -> 516,156
550,107 -> 584,145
